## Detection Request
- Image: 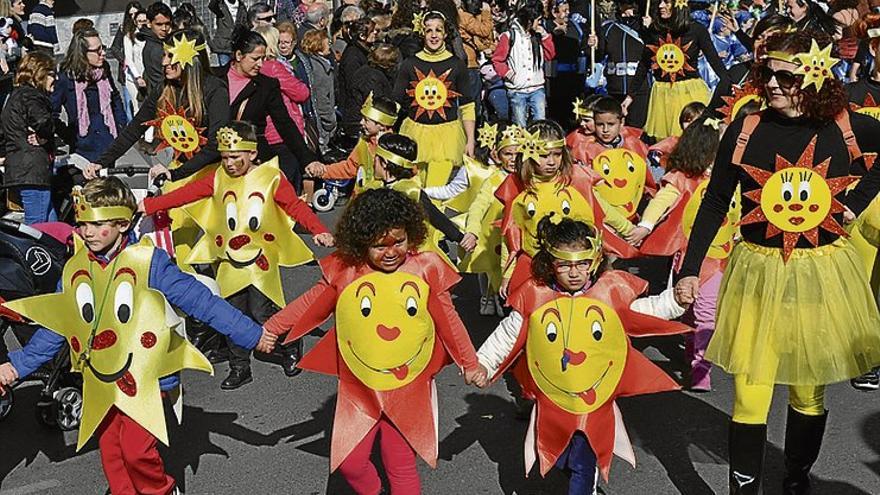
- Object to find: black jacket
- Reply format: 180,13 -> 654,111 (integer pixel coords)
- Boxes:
208,0 -> 248,54
2,86 -> 55,187
337,41 -> 370,122
97,75 -> 231,181
597,17 -> 648,95
138,27 -> 166,94
341,63 -> 394,134
228,71 -> 320,167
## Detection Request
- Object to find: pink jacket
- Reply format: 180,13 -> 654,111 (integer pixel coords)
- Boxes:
261,58 -> 309,145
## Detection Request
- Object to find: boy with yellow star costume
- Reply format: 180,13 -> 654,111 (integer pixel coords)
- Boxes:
142,122 -> 334,388
0,178 -> 272,494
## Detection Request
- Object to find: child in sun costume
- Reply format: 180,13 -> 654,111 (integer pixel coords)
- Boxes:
142,122 -> 333,388
675,32 -> 880,494
494,120 -> 638,297
627,0 -> 729,139
392,11 -> 476,190
566,97 -> 597,167
476,218 -> 689,493
0,178 -> 268,494
632,116 -> 740,392
263,188 -> 482,494
458,122 -> 523,316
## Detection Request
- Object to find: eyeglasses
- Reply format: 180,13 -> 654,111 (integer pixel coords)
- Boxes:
757,65 -> 801,90
552,261 -> 591,273
256,14 -> 276,23
86,45 -> 106,54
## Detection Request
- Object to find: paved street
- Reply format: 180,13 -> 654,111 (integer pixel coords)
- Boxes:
1,197 -> 879,495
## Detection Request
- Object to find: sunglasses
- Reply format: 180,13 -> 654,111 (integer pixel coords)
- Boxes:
757,65 -> 801,90
86,45 -> 106,54
256,14 -> 276,22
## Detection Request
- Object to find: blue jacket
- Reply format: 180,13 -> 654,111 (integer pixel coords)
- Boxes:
8,238 -> 262,391
51,71 -> 128,162
27,2 -> 58,50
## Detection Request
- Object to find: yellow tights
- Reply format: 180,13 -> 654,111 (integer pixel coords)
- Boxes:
732,375 -> 825,424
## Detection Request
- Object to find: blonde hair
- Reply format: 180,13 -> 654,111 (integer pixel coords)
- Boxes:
255,25 -> 280,58
300,29 -> 329,55
81,177 -> 137,223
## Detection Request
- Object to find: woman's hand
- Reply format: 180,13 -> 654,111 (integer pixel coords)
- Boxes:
465,138 -> 476,158
305,162 -> 326,178
674,276 -> 700,306
84,163 -> 103,180
621,95 -> 633,116
313,232 -> 335,247
460,232 -> 478,252
499,277 -> 511,299
587,34 -> 598,48
464,364 -> 489,388
625,226 -> 651,246
149,164 -> 171,182
642,16 -> 652,28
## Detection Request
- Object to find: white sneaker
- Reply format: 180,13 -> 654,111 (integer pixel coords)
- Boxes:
479,296 -> 494,315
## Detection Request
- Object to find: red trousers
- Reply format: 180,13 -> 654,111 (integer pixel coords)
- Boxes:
97,407 -> 176,495
337,418 -> 421,495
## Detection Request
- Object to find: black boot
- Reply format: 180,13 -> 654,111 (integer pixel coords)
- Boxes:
220,367 -> 253,390
728,421 -> 766,495
782,407 -> 827,495
280,340 -> 303,377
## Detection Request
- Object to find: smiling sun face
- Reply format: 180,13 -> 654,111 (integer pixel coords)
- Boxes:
592,148 -> 647,219
526,297 -> 627,414
740,137 -> 855,261
407,67 -> 460,120
648,34 -> 694,82
683,181 -> 741,260
512,181 -> 595,256
335,271 -> 436,391
145,102 -> 207,162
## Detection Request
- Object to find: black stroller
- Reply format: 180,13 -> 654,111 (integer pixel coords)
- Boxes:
0,219 -> 83,430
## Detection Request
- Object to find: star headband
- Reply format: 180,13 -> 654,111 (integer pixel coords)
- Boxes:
377,145 -> 417,169
573,97 -> 593,120
674,0 -> 688,8
72,187 -> 134,223
498,125 -> 524,150
477,123 -> 499,149
547,234 -> 603,275
765,40 -> 839,91
361,92 -> 398,127
412,11 -> 425,34
703,117 -> 721,130
163,33 -> 207,69
217,127 -> 258,152
518,130 -> 564,162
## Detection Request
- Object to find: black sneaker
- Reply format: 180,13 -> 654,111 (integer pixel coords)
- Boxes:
851,367 -> 880,391
220,367 -> 253,390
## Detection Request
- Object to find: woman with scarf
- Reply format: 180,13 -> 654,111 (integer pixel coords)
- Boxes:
52,28 -> 128,163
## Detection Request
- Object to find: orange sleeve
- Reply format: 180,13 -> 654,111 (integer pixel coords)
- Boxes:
322,150 -> 361,180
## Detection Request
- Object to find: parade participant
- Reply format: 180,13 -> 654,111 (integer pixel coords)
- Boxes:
581,96 -> 654,221
566,95 -> 599,166
263,188 -> 484,494
141,122 -> 334,388
494,120 -> 637,298
392,10 -> 476,189
473,217 -> 688,493
623,0 -> 730,139
305,93 -> 397,193
458,122 -> 522,316
0,177 -> 274,494
674,30 -> 880,494
647,101 -> 706,175
87,29 -> 228,182
629,116 -> 738,392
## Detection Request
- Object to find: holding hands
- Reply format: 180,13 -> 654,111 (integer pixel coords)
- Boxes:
625,226 -> 651,246
464,364 -> 490,388
255,327 -> 279,354
313,233 -> 336,247
673,276 -> 699,306
0,362 -> 18,394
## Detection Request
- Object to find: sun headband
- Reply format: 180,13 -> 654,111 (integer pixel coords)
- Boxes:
413,10 -> 446,34
72,187 -> 134,223
361,92 -> 398,127
518,130 -> 565,162
377,145 -> 417,169
572,97 -> 593,120
163,33 -> 207,69
217,127 -> 258,152
765,40 -> 839,91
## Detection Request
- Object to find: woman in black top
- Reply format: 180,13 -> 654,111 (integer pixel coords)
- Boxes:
674,30 -> 880,494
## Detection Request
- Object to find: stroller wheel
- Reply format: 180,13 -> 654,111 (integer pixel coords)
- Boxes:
54,386 -> 83,431
312,188 -> 335,212
0,388 -> 13,421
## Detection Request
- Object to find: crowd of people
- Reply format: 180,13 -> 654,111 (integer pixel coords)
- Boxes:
1,0 -> 880,494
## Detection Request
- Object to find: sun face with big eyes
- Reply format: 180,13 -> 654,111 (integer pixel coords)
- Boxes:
335,271 -> 436,391
740,137 -> 855,261
526,297 -> 627,414
145,102 -> 207,161
592,148 -> 648,219
512,181 -> 596,256
648,34 -> 694,82
682,181 -> 741,260
407,67 -> 460,120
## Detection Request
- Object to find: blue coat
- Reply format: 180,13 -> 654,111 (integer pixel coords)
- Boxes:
51,71 -> 128,162
8,237 -> 262,391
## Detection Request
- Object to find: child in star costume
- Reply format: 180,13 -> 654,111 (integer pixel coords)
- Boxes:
566,96 -> 599,167
263,188 -> 484,494
140,122 -> 334,389
647,101 -> 706,177
305,93 -> 398,193
473,217 -> 688,493
674,31 -> 880,494
628,116 -> 737,392
0,178 -> 275,494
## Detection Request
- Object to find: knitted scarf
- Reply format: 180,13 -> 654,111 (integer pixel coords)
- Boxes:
75,68 -> 117,138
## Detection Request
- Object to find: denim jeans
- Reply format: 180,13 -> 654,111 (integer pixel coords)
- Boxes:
19,187 -> 57,225
508,88 -> 546,127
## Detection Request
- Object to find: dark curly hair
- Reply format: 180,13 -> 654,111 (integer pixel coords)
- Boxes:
750,30 -> 848,123
335,188 -> 428,265
666,115 -> 719,178
531,216 -> 605,286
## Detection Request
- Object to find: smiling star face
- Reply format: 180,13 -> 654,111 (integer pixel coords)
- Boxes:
592,148 -> 647,218
760,167 -> 832,233
526,297 -> 627,414
682,181 -> 741,259
160,115 -> 201,154
335,271 -> 436,391
415,77 -> 447,111
3,238 -> 211,449
656,43 -> 685,74
512,181 -> 595,256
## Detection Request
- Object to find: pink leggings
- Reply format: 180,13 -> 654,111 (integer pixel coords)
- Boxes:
337,418 -> 421,495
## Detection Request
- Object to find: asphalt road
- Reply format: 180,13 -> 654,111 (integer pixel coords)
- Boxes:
1,192 -> 879,495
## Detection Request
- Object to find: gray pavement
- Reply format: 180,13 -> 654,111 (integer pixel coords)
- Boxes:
1,204 -> 879,495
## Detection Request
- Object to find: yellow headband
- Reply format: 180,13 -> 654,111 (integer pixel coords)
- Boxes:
217,127 -> 258,152
377,146 -> 417,169
72,187 -> 134,223
674,0 -> 688,8
765,40 -> 839,91
765,50 -> 798,64
163,33 -> 207,69
548,238 -> 603,275
498,125 -> 524,150
546,138 -> 565,150
361,92 -> 398,127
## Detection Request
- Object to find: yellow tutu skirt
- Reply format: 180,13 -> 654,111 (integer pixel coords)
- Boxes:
400,118 -> 465,189
707,239 -> 880,386
645,78 -> 710,139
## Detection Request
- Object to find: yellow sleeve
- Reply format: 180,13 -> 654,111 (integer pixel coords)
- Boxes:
460,102 -> 476,122
595,194 -> 636,235
464,179 -> 498,234
501,243 -> 516,279
639,183 -> 681,229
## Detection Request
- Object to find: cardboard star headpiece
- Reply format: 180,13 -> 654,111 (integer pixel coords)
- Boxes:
72,187 -> 133,223
477,122 -> 499,149
412,11 -> 426,33
674,0 -> 688,8
498,125 -> 524,150
573,97 -> 593,120
546,231 -> 604,275
163,33 -> 207,69
361,92 -> 399,127
217,127 -> 258,153
767,40 -> 839,91
518,130 -> 548,163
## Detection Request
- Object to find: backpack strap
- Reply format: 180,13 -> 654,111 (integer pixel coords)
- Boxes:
731,113 -> 761,167
835,110 -> 862,162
